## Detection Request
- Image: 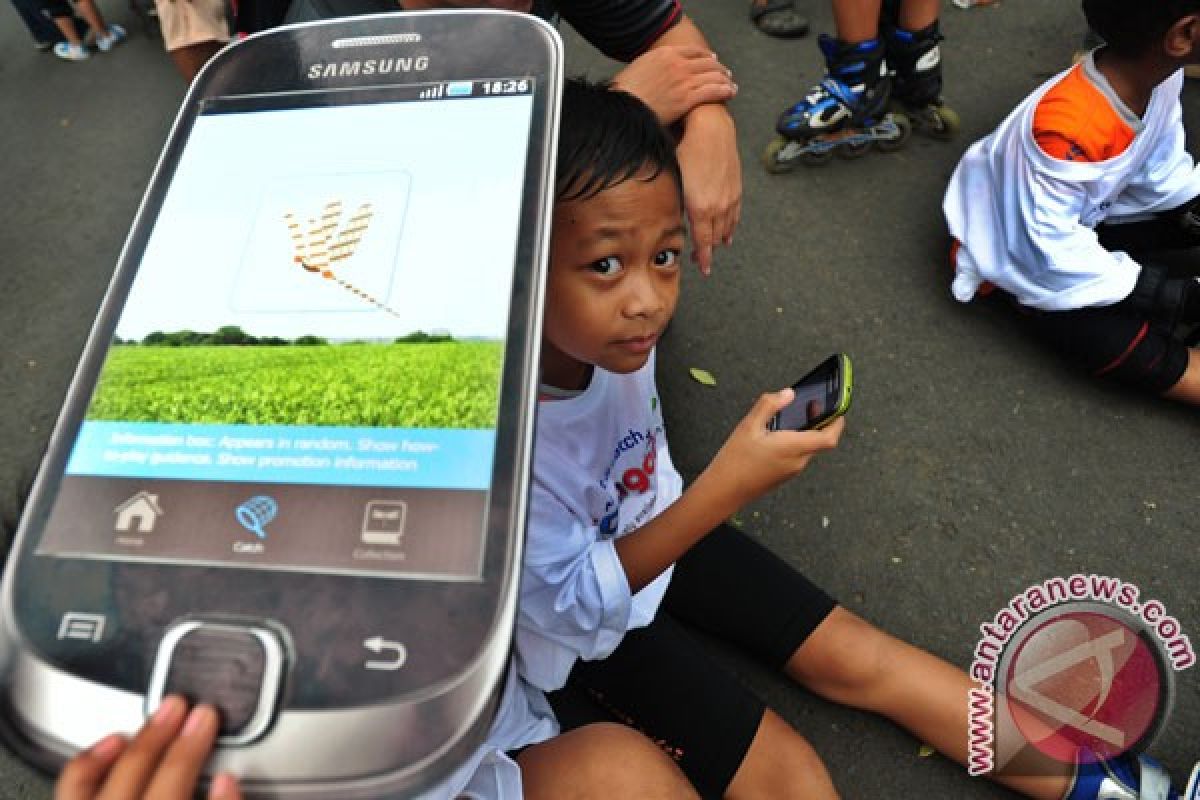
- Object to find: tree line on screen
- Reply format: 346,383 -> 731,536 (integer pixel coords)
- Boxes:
113,326 -> 455,347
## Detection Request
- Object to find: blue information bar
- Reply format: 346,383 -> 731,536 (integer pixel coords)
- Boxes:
67,421 -> 496,489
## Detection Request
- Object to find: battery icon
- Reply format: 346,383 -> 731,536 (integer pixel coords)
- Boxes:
446,81 -> 473,97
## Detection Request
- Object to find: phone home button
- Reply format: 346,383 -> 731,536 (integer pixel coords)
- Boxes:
146,621 -> 286,745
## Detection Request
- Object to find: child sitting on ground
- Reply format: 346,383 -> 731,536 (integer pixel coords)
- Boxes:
513,77 -> 1193,799
945,0 -> 1200,405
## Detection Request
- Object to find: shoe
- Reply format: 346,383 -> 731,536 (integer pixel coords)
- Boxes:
749,0 -> 809,38
95,24 -> 126,52
53,42 -> 89,61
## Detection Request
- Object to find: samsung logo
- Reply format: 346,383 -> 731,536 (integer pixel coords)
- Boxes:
308,57 -> 430,79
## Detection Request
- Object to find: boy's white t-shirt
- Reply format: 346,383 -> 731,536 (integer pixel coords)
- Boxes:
417,665 -> 557,800
515,351 -> 685,692
943,53 -> 1200,311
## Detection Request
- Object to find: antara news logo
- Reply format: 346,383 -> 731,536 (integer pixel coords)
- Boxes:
967,575 -> 1194,777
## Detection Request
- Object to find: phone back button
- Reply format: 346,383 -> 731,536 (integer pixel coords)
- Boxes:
147,621 -> 286,745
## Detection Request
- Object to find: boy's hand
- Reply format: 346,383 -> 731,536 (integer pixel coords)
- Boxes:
56,696 -> 241,800
704,389 -> 845,510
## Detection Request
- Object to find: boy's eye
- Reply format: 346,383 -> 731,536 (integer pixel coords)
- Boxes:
654,249 -> 680,268
589,256 -> 622,276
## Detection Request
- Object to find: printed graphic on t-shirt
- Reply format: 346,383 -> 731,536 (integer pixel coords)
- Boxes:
595,396 -> 664,539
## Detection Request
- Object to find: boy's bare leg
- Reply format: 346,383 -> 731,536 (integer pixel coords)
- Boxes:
51,14 -> 83,45
1163,348 -> 1200,405
72,0 -> 111,37
831,0 -> 939,44
831,0 -> 883,42
725,709 -> 841,799
895,0 -> 939,31
518,722 -> 699,800
785,608 -> 1072,800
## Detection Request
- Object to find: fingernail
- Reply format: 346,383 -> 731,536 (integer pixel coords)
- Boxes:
88,734 -> 124,762
153,695 -> 186,727
182,705 -> 216,738
210,773 -> 240,799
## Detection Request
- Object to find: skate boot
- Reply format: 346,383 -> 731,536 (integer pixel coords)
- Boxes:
883,19 -> 960,139
1064,753 -> 1200,800
764,35 -> 910,172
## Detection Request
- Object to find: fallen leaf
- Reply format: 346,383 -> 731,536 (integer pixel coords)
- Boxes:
689,367 -> 717,387
918,744 -> 935,758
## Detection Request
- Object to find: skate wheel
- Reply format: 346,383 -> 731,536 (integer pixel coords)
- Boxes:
928,106 -> 961,140
836,138 -> 872,160
800,148 -> 834,166
762,136 -> 799,174
875,114 -> 912,153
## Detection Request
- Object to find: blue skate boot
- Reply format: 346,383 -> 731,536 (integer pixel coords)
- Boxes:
883,19 -> 960,139
764,34 -> 910,171
1064,753 -> 1200,800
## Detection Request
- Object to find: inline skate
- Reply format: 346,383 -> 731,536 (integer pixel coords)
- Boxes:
883,19 -> 960,139
764,34 -> 910,172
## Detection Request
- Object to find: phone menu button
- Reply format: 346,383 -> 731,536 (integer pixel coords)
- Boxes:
147,621 -> 285,745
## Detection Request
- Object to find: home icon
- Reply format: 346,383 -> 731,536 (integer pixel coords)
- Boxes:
114,491 -> 164,534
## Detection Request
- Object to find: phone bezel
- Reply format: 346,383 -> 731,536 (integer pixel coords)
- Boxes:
3,10 -> 560,745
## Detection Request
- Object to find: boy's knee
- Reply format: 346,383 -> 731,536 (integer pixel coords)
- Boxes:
564,722 -> 698,799
790,608 -> 895,704
729,711 -> 837,800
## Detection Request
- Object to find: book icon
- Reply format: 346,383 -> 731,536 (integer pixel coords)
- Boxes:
361,500 -> 407,546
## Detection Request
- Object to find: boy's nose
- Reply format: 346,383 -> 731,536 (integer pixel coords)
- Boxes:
623,272 -> 666,318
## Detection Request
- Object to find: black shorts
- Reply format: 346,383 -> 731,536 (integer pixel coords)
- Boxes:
547,524 -> 837,800
1013,298 -> 1189,394
976,217 -> 1198,394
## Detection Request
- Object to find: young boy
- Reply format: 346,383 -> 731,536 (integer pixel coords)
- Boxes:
945,0 -> 1200,405
768,0 -> 957,169
518,77 -> 1193,800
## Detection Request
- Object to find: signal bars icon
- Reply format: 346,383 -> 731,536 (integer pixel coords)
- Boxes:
418,84 -> 445,100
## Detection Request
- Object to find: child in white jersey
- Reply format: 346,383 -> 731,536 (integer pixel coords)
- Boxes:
945,0 -> 1200,404
512,78 -> 1199,800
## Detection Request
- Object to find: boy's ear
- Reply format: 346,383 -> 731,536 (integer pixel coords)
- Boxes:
1164,13 -> 1200,60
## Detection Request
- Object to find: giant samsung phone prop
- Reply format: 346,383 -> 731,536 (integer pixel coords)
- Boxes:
0,11 -> 560,796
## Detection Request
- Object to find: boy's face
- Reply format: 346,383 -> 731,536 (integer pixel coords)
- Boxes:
541,171 -> 684,390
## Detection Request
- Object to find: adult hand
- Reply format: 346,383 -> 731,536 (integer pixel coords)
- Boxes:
610,46 -> 735,126
705,389 -> 845,509
675,104 -> 742,275
56,696 -> 240,800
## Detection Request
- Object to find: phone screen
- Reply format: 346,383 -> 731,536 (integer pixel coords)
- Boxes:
35,80 -> 536,582
775,358 -> 840,431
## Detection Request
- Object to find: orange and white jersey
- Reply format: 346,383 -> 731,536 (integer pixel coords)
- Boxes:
943,51 -> 1200,311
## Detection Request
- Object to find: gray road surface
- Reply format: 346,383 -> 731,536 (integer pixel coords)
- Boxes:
1,0 -> 1198,796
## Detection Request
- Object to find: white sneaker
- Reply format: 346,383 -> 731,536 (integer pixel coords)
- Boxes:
53,42 -> 89,61
96,24 -> 126,52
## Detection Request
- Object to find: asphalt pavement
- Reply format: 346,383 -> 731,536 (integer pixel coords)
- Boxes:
1,0 -> 1198,797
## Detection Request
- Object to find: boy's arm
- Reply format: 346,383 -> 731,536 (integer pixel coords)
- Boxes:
516,392 -> 842,681
616,394 -> 843,593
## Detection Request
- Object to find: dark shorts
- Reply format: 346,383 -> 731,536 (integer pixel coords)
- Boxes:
1013,298 -> 1189,394
961,217 -> 1198,394
547,524 -> 837,800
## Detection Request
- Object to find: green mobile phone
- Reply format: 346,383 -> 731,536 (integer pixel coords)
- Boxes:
769,353 -> 853,431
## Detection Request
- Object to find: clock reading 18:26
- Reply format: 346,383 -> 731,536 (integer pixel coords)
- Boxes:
479,79 -> 531,95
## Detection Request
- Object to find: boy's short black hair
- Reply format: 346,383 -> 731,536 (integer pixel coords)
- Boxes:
1083,0 -> 1200,57
555,78 -> 683,203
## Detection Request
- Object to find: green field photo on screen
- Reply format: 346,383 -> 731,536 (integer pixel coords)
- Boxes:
86,331 -> 503,429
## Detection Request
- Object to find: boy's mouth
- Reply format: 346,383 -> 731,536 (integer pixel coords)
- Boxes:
613,332 -> 660,355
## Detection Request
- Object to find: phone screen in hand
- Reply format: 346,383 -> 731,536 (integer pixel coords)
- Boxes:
773,355 -> 847,431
